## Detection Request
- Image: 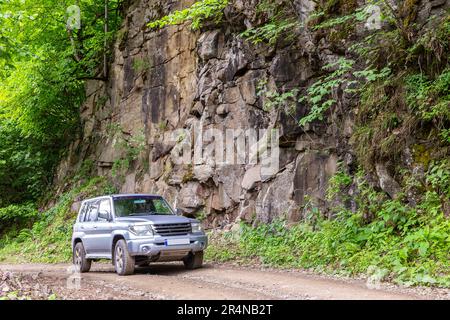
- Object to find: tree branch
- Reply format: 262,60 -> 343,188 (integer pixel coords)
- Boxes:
76,76 -> 108,81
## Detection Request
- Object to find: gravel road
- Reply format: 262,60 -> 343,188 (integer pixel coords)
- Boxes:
1,263 -> 449,300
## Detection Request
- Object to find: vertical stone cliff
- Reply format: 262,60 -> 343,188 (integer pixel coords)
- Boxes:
54,0 -> 450,228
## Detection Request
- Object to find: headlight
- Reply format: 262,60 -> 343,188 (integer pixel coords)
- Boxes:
191,222 -> 203,233
129,224 -> 153,237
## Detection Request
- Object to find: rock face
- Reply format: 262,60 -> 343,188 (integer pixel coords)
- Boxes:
54,0 -> 444,228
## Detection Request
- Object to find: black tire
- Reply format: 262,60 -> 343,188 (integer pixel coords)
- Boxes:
183,251 -> 204,270
114,240 -> 135,276
73,242 -> 91,273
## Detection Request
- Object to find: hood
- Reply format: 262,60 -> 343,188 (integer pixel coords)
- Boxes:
115,215 -> 194,225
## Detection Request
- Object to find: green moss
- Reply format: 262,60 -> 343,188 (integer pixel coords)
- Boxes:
158,121 -> 168,132
338,0 -> 358,15
132,57 -> 151,73
412,144 -> 432,170
326,23 -> 355,44
181,164 -> 194,184
116,27 -> 128,49
323,0 -> 357,15
400,0 -> 420,28
162,160 -> 173,184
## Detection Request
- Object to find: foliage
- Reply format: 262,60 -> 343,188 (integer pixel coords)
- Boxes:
0,177 -> 114,263
148,0 -> 229,30
207,169 -> 450,288
405,70 -> 450,141
0,204 -> 38,235
0,0 -> 122,206
240,0 -> 301,46
111,128 -> 147,178
352,64 -> 449,171
147,0 -> 448,175
132,57 -> 152,73
298,61 -> 391,128
344,9 -> 450,170
295,1 -> 449,170
256,79 -> 298,114
311,5 -> 368,31
241,19 -> 299,46
0,121 -> 59,206
426,160 -> 450,199
240,0 -> 360,47
299,58 -> 355,126
326,169 -> 352,201
406,14 -> 450,76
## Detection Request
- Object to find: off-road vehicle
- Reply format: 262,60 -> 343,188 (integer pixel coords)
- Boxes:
72,194 -> 207,275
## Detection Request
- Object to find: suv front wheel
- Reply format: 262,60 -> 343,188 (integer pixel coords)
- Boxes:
183,251 -> 204,269
73,242 -> 91,273
114,239 -> 135,276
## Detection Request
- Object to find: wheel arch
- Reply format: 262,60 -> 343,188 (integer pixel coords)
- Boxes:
111,234 -> 126,264
72,237 -> 83,249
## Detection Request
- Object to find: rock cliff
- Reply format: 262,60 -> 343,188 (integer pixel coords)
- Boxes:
54,0 -> 450,228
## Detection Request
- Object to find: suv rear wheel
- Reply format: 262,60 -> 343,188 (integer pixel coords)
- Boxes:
114,240 -> 135,276
183,251 -> 204,269
73,242 -> 91,273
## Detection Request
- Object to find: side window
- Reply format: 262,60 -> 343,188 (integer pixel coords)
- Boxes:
78,203 -> 87,222
84,201 -> 99,222
83,203 -> 91,222
98,199 -> 111,222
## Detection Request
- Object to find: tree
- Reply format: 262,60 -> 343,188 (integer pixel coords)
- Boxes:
0,0 -> 122,205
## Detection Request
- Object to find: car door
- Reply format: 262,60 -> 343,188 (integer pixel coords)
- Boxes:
81,200 -> 100,255
93,198 -> 114,256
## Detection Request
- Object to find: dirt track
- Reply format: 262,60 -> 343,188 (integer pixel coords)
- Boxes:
1,263 -> 449,300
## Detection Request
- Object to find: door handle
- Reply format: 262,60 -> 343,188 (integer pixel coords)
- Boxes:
93,225 -> 98,229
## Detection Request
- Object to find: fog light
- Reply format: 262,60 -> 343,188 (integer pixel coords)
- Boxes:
142,246 -> 149,253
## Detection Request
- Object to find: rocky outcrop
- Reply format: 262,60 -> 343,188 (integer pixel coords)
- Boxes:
53,0 -> 449,228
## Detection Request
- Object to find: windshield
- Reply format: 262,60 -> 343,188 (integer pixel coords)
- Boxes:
113,196 -> 174,217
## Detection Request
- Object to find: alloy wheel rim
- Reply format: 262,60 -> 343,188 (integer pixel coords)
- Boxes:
75,247 -> 81,267
116,246 -> 124,272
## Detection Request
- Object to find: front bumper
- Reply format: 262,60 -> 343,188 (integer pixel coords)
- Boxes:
126,234 -> 208,257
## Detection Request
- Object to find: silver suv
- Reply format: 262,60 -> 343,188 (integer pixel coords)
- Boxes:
72,194 -> 208,276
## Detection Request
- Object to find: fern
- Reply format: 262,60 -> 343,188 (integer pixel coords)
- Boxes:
299,58 -> 355,126
148,0 -> 228,30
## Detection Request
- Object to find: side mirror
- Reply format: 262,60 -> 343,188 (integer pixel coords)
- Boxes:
176,208 -> 183,216
98,210 -> 111,221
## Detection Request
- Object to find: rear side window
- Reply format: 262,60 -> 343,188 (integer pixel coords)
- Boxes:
84,201 -> 99,222
78,203 -> 88,222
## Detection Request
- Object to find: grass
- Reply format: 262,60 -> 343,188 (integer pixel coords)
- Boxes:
206,169 -> 450,288
0,177 -> 115,263
206,208 -> 450,288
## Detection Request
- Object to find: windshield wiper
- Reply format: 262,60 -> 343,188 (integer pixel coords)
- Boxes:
127,211 -> 171,216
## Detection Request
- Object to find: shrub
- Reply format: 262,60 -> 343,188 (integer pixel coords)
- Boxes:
148,0 -> 229,30
0,177 -> 114,263
0,204 -> 38,234
206,167 -> 450,288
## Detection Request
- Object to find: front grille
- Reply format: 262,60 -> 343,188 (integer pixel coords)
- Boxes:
152,223 -> 191,236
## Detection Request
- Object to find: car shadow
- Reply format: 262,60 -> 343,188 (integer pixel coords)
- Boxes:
134,262 -> 214,276
88,262 -> 214,276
